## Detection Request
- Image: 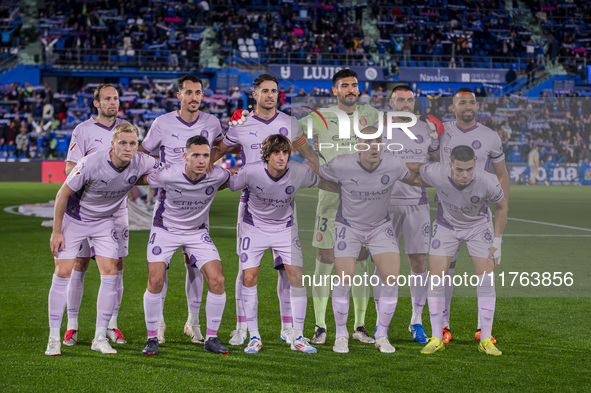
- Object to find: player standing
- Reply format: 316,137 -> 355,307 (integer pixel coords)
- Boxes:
435,88 -> 509,344
139,75 -> 224,344
227,134 -> 319,354
141,136 -> 231,356
63,84 -> 130,346
417,145 -> 507,356
46,124 -> 159,356
211,74 -> 318,346
300,69 -> 380,345
319,127 -> 427,353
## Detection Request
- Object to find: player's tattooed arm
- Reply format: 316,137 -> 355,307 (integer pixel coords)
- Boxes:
50,183 -> 76,257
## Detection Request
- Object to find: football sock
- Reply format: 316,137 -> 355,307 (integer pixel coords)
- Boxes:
352,257 -> 370,328
95,275 -> 118,339
477,273 -> 495,341
205,291 -> 226,340
185,264 -> 202,322
428,277 -> 446,339
290,286 -> 307,332
277,268 -> 293,329
410,270 -> 428,325
312,259 -> 333,329
108,269 -> 124,329
66,269 -> 85,323
158,272 -> 167,325
241,285 -> 258,338
235,270 -> 246,329
332,284 -> 351,338
49,274 -> 69,339
442,267 -> 455,328
376,284 -> 398,338
143,289 -> 161,339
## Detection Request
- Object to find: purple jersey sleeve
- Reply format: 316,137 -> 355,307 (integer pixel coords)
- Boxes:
228,165 -> 248,191
487,176 -> 504,203
223,125 -> 240,147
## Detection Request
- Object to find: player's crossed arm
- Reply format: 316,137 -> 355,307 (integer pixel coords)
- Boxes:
401,162 -> 431,188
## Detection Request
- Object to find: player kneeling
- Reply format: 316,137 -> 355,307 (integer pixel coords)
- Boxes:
228,134 -> 320,354
140,136 -> 230,355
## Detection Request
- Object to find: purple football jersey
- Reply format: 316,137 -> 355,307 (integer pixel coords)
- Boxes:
320,153 -> 410,231
228,160 -> 318,227
383,120 -> 439,206
440,121 -> 505,170
147,164 -> 230,231
141,111 -> 223,164
223,111 -> 304,165
66,117 -> 130,163
65,150 -> 160,222
420,162 -> 504,230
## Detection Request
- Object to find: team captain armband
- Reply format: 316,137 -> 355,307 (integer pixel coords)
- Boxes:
292,133 -> 308,149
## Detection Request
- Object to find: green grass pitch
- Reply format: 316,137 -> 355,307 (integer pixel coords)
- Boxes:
0,183 -> 590,392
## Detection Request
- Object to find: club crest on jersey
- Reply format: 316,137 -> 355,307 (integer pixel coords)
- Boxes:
337,241 -> 347,251
128,175 -> 138,184
359,117 -> 367,126
122,228 -> 129,240
201,234 -> 213,244
152,246 -> 162,255
385,227 -> 394,238
293,238 -> 301,249
205,186 -> 214,195
415,135 -> 424,144
285,185 -> 294,194
422,222 -> 431,237
316,233 -> 323,242
381,175 -> 390,185
471,196 -> 480,204
431,239 -> 441,249
482,229 -> 493,243
472,140 -> 482,149
279,127 -> 288,136
111,229 -> 118,242
240,253 -> 248,263
200,130 -> 209,138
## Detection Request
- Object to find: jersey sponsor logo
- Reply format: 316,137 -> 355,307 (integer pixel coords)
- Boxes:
171,133 -> 180,140
173,147 -> 186,153
240,252 -> 248,263
128,175 -> 138,184
205,186 -> 215,195
174,189 -> 183,195
285,185 -> 294,194
472,140 -> 482,149
337,241 -> 347,251
249,131 -> 259,137
256,186 -> 265,192
152,246 -> 162,255
279,127 -> 288,136
94,138 -> 103,144
471,196 -> 480,204
100,179 -> 109,185
200,130 -> 209,138
381,175 -> 390,185
431,239 -> 441,249
69,142 -> 77,151
350,178 -> 359,185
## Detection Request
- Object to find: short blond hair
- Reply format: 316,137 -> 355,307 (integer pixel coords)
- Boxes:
112,123 -> 139,140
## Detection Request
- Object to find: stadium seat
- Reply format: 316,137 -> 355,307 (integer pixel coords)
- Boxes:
248,45 -> 256,52
237,38 -> 245,46
242,51 -> 250,58
250,52 -> 259,59
246,38 -> 254,46
239,45 -> 247,52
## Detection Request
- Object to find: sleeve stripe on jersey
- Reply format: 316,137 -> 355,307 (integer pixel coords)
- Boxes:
292,134 -> 308,149
428,145 -> 440,153
491,152 -> 505,159
224,134 -> 239,144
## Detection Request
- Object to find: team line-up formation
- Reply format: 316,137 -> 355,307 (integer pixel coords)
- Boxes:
45,69 -> 508,357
